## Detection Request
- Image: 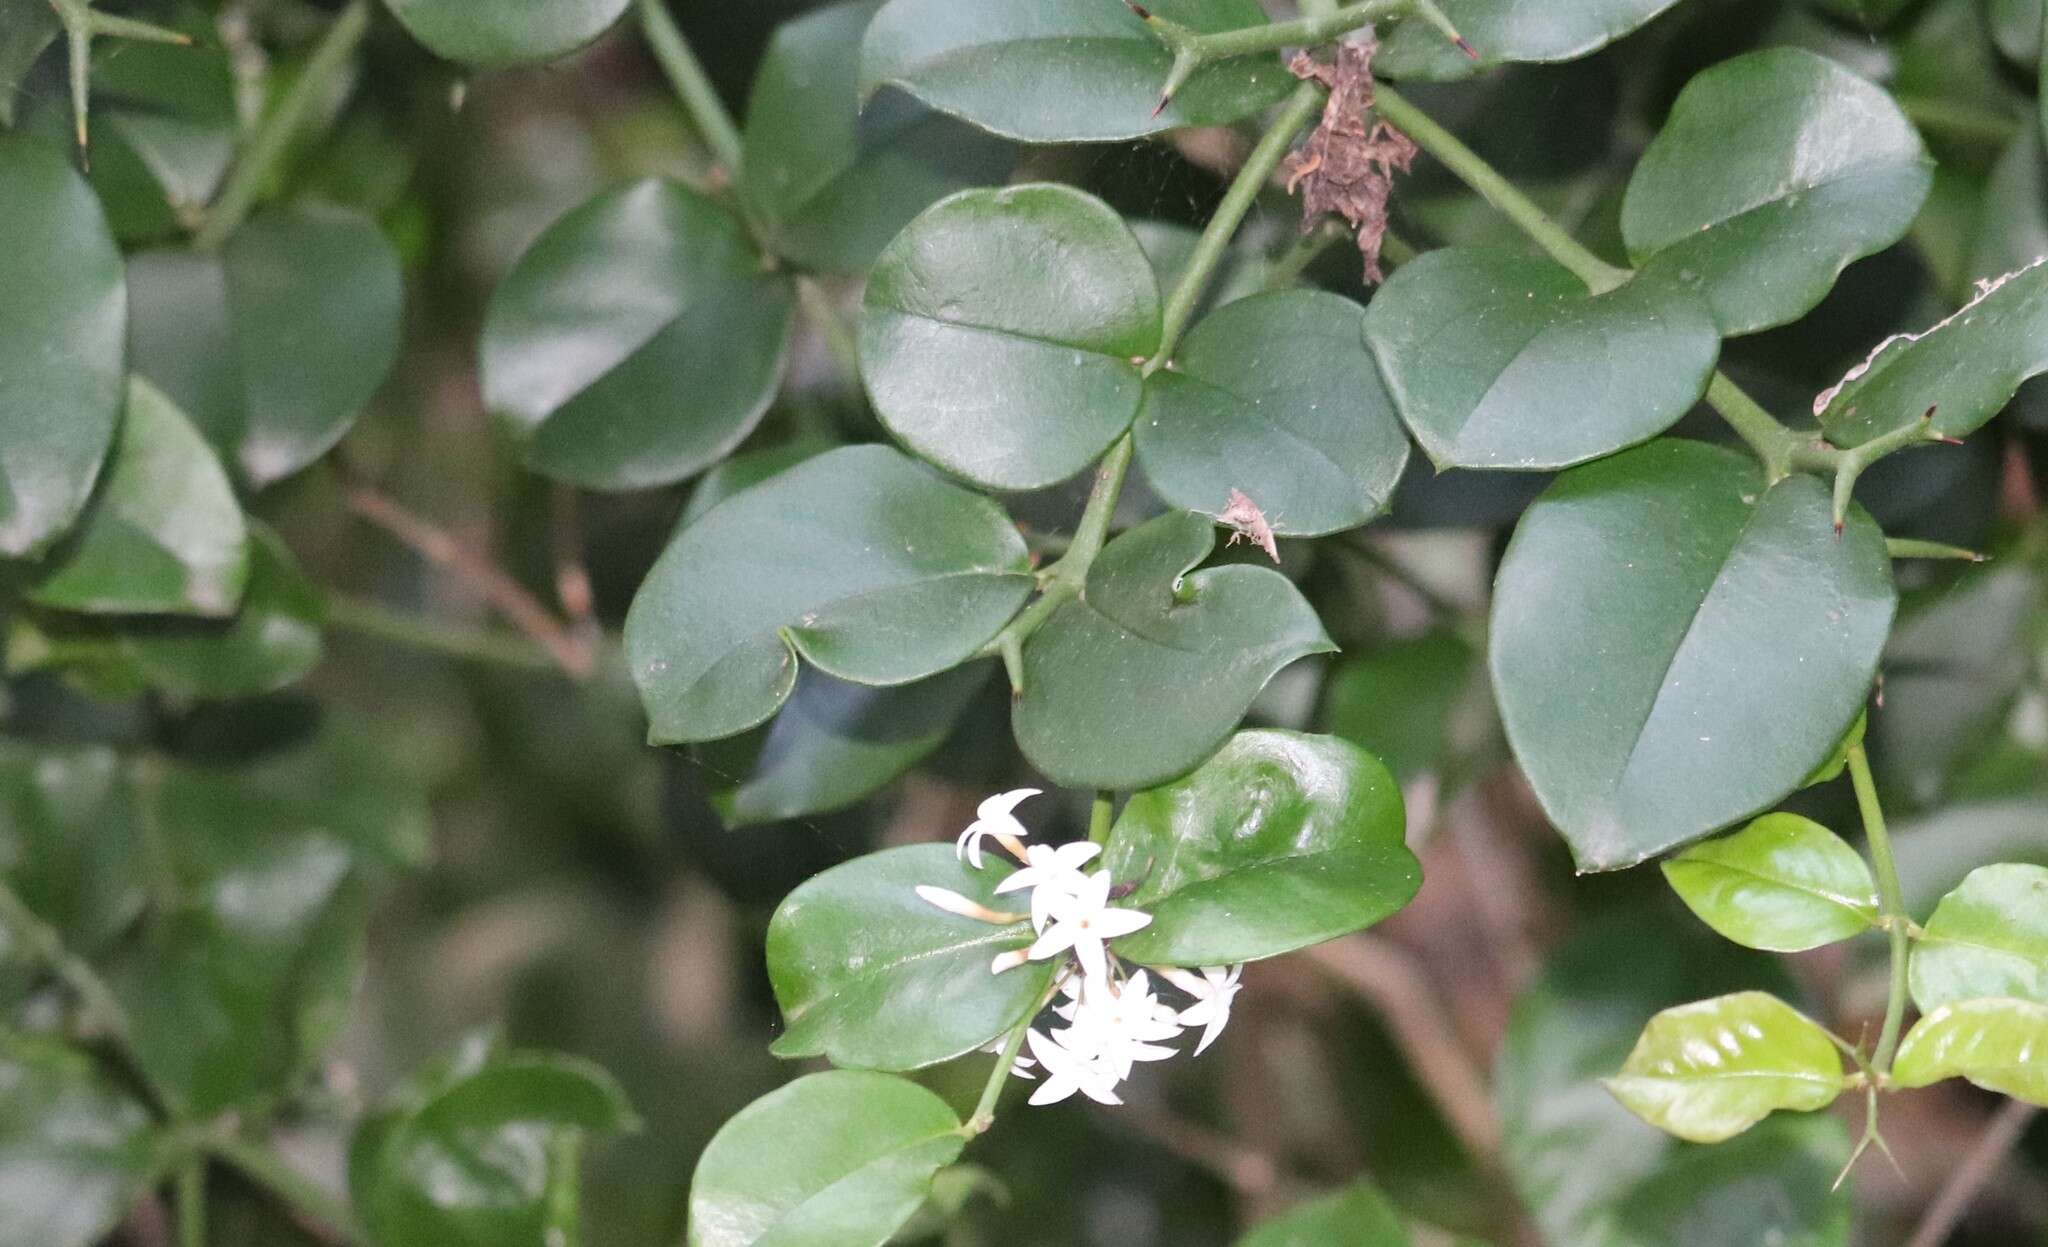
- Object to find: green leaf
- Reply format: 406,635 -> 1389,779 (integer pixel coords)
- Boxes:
1378,0 -> 1687,82
767,843 -> 1052,1071
28,379 -> 249,619
481,180 -> 795,490
1490,440 -> 1895,870
689,1070 -> 965,1247
861,184 -> 1159,490
1818,257 -> 2048,447
115,716 -> 428,1115
1607,1118 -> 1853,1247
859,0 -> 1293,143
1891,996 -> 2048,1104
382,0 -> 630,67
0,741 -> 147,955
1318,631 -> 1481,784
678,438 -> 836,529
1136,290 -> 1410,535
1604,992 -> 1845,1143
0,133 -> 125,559
353,1053 -> 637,1247
1621,49 -> 1932,336
1102,729 -> 1419,965
128,205 -> 404,487
0,0 -> 59,128
1910,863 -> 2048,1011
740,0 -> 1011,274
1014,511 -> 1335,790
1234,1179 -> 1410,1247
1363,250 -> 1718,470
626,444 -> 1033,745
698,663 -> 988,828
70,28 -> 236,245
0,1036 -> 163,1247
1661,814 -> 1879,952
1801,710 -> 1865,788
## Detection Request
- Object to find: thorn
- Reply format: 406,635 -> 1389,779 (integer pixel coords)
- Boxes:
1921,404 -> 1939,422
1124,0 -> 1151,16
1934,434 -> 1965,446
1833,520 -> 1844,538
1455,36 -> 1479,59
1152,94 -> 1169,117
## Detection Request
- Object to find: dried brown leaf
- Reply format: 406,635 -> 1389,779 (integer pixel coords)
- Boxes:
1283,35 -> 1416,284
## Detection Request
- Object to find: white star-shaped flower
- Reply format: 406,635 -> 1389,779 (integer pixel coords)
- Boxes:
1059,970 -> 1184,1079
1026,870 -> 1152,983
1024,1026 -> 1123,1106
956,787 -> 1041,868
994,840 -> 1103,930
1162,964 -> 1243,1056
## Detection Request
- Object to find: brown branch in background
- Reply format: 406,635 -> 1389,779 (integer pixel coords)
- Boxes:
550,485 -> 600,640
1904,1101 -> 2039,1247
1120,1105 -> 1287,1203
333,459 -> 595,678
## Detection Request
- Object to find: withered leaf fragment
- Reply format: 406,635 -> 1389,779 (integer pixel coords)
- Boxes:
1284,36 -> 1416,285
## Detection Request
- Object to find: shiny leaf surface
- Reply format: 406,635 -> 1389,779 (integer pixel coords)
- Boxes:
1892,997 -> 2048,1104
1604,992 -> 1845,1143
383,0 -> 630,67
1661,814 -> 1879,952
1910,864 -> 2048,1011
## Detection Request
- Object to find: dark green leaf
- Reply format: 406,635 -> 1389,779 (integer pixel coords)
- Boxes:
1891,997 -> 2048,1104
1490,440 -> 1895,870
0,1036 -> 162,1247
1137,290 -> 1409,535
0,0 -> 59,128
677,438 -> 834,528
697,663 -> 989,828
1103,729 -> 1419,965
1604,992 -> 1845,1143
1378,0 -> 1687,82
1661,814 -> 1878,952
1318,631 -> 1481,784
382,0 -> 630,67
1363,250 -> 1718,470
861,184 -> 1159,490
0,133 -> 125,559
1911,863 -> 2048,1011
1621,49 -> 1932,335
688,1070 -> 965,1247
0,741 -> 147,954
354,1053 -> 637,1247
740,0 -> 1011,273
128,205 -> 403,487
1965,131 -> 2048,287
1989,0 -> 2041,63
1234,1179 -> 1410,1247
75,29 -> 236,243
481,180 -> 795,490
29,379 -> 249,619
1014,511 -> 1335,790
767,843 -> 1052,1071
1607,1118 -> 1852,1247
1818,256 -> 2048,446
860,0 -> 1292,143
626,444 -> 1033,744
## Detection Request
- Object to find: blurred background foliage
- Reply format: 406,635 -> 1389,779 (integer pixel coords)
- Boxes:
5,0 -> 2048,1244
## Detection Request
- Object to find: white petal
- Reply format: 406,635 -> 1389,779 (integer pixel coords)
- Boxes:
1028,1076 -> 1079,1106
1073,934 -> 1108,984
1091,907 -> 1154,938
1027,926 -> 1078,962
979,788 -> 1041,820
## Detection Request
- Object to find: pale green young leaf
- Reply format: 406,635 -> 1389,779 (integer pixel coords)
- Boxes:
1892,997 -> 2048,1104
1911,864 -> 2048,1011
1605,992 -> 1845,1143
1661,814 -> 1879,952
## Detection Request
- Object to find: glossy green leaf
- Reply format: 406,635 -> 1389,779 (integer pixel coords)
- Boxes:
1378,0 -> 1686,82
1137,290 -> 1410,536
626,444 -> 1033,745
767,843 -> 1052,1071
1363,250 -> 1719,470
740,0 -> 1010,273
128,206 -> 403,487
1622,49 -> 1931,336
354,1053 -> 637,1247
1891,997 -> 2048,1104
677,438 -> 834,528
481,180 -> 795,490
859,0 -> 1292,143
0,1036 -> 162,1247
1661,814 -> 1879,952
0,0 -> 58,128
1103,730 -> 1419,965
1604,992 -> 1844,1143
383,0 -> 630,67
861,184 -> 1159,490
1911,864 -> 2048,1011
1491,440 -> 1895,870
1818,257 -> 2048,446
689,1070 -> 964,1247
71,29 -> 236,244
29,379 -> 249,619
1318,631 -> 1481,784
1234,1179 -> 1410,1247
698,663 -> 988,828
1014,511 -> 1336,790
0,134 -> 125,559
0,741 -> 147,955
115,716 -> 428,1115
1970,131 -> 2048,291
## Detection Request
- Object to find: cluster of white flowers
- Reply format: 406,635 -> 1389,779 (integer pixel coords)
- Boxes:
916,788 -> 1245,1107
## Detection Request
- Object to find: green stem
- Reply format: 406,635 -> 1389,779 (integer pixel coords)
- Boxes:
176,1159 -> 207,1247
1146,0 -> 1410,62
0,877 -> 137,1047
1089,792 -> 1115,845
637,0 -> 744,177
192,0 -> 369,251
1847,743 -> 1912,1076
963,1017 -> 1031,1136
544,1132 -> 585,1247
1149,82 -> 1325,372
207,1137 -> 366,1245
1886,537 -> 1988,563
1706,375 -> 1808,482
326,595 -> 563,674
